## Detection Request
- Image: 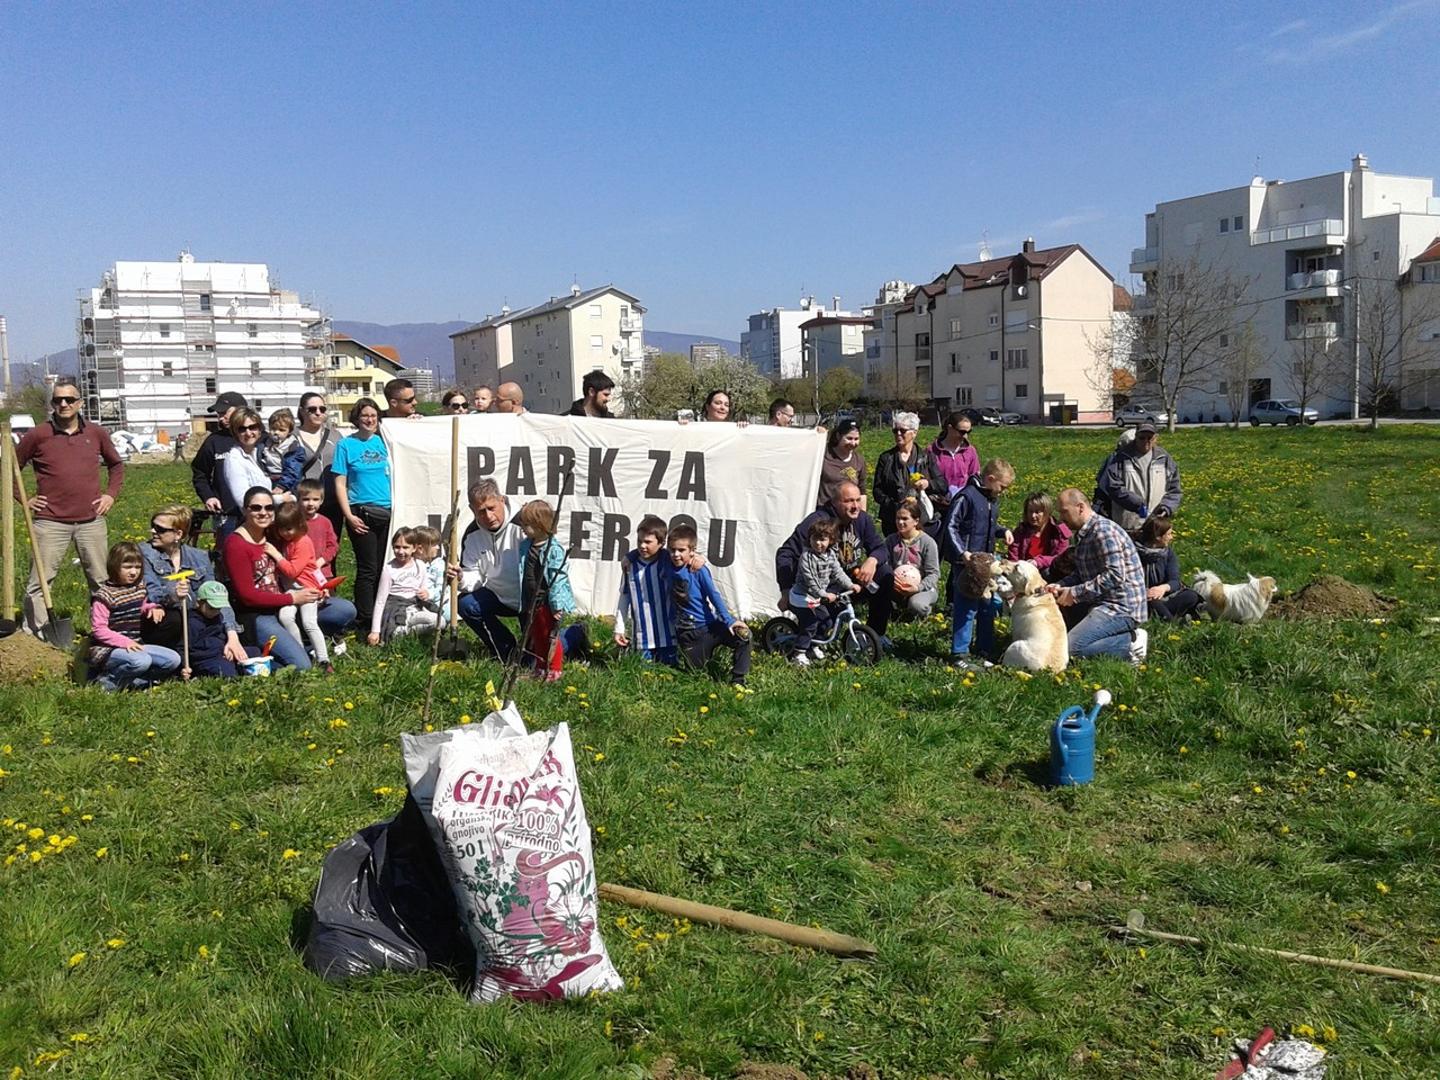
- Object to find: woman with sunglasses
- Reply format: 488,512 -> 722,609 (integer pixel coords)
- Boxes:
872,411 -> 948,536
139,504 -> 247,665
296,392 -> 342,533
332,398 -> 392,631
222,487 -> 325,671
441,388 -> 469,413
215,408 -> 288,549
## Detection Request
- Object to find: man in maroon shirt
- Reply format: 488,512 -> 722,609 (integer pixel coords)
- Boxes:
13,377 -> 125,635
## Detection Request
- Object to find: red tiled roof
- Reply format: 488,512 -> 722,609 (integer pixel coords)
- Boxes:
373,345 -> 401,363
1113,284 -> 1134,311
1414,236 -> 1440,264
799,315 -> 876,330
900,243 -> 1112,308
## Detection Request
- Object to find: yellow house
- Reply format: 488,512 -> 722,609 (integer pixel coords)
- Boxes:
325,335 -> 404,412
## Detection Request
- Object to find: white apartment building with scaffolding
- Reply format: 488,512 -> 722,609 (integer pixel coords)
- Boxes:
1129,154 -> 1440,418
77,254 -> 327,433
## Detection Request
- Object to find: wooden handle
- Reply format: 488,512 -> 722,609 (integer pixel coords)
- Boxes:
449,415 -> 461,630
9,443 -> 55,609
599,882 -> 877,958
2,421 -> 14,620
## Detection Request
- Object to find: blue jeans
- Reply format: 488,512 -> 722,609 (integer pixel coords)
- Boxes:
951,595 -> 996,657
317,596 -> 357,637
253,613 -> 312,671
1068,606 -> 1139,659
632,645 -> 677,664
458,588 -> 520,660
96,644 -> 182,690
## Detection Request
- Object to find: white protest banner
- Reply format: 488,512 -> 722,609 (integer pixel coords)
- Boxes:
383,415 -> 824,618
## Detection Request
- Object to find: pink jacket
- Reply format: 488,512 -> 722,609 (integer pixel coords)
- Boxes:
1006,519 -> 1072,573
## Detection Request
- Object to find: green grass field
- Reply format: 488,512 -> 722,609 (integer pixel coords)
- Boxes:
2,425 -> 1439,1078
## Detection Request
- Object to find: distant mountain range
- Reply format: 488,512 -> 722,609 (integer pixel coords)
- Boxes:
26,323 -> 741,390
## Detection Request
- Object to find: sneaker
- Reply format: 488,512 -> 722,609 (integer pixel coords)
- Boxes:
1128,627 -> 1149,666
878,635 -> 894,651
808,646 -> 826,661
791,652 -> 811,667
322,662 -> 336,675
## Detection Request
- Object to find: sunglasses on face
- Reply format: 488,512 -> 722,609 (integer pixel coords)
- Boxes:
397,395 -> 417,405
52,396 -> 79,405
446,401 -> 468,410
305,405 -> 327,414
150,521 -> 179,534
246,503 -> 275,514
240,423 -> 262,432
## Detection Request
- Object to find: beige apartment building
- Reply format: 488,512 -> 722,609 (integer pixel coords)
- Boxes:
877,241 -> 1118,422
450,284 -> 644,412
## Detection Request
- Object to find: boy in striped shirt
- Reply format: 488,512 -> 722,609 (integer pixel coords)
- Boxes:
613,515 -> 678,664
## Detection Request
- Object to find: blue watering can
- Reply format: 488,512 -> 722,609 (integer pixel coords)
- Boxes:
1050,688 -> 1111,786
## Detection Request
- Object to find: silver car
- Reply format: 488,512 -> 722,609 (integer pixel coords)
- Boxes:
1115,403 -> 1170,427
1249,399 -> 1319,426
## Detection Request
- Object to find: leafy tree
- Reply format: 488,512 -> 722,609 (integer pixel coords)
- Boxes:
816,368 -> 862,416
619,352 -> 772,421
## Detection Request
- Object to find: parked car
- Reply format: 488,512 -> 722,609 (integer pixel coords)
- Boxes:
960,406 -> 1003,426
1115,403 -> 1170,427
1249,399 -> 1319,426
998,411 -> 1027,425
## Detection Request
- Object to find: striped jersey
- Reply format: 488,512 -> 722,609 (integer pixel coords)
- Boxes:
614,551 -> 676,651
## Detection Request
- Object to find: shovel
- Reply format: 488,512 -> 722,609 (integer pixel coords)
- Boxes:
9,445 -> 74,650
437,414 -> 468,662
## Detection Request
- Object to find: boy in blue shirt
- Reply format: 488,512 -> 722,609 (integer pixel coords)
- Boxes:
668,523 -> 752,686
613,515 -> 678,664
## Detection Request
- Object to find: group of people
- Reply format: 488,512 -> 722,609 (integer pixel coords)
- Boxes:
12,370 -> 1193,690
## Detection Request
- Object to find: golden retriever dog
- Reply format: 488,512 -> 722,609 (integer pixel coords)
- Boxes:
994,559 -> 1069,672
1191,570 -> 1276,624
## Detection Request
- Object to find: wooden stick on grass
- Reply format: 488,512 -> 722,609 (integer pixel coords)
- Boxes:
1113,909 -> 1440,986
599,882 -> 877,959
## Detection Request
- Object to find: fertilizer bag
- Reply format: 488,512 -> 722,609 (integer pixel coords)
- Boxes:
430,720 -> 622,1002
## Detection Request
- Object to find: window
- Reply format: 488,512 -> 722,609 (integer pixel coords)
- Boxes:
589,304 -> 602,319
988,313 -> 1000,328
955,386 -> 973,405
199,293 -> 212,312
250,361 -> 261,377
1234,216 -> 1243,231
1219,218 -> 1229,233
1014,384 -> 1028,399
620,306 -> 629,318
1165,273 -> 1186,291
159,323 -> 171,338
1421,264 -> 1440,283
989,349 -> 999,365
1218,380 -> 1229,393
1005,308 -> 1029,331
1219,333 -> 1230,348
1005,348 -> 1029,370
1373,250 -> 1381,262
985,385 -> 1000,403
247,323 -> 258,338
949,318 -> 963,337
915,332 -> 931,362
204,377 -> 216,395
162,361 -> 173,377
949,353 -> 961,373
590,334 -> 604,350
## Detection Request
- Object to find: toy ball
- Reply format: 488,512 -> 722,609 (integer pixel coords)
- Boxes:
893,564 -> 922,590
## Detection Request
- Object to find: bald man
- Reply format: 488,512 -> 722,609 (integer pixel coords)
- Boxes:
496,382 -> 526,415
1046,488 -> 1148,664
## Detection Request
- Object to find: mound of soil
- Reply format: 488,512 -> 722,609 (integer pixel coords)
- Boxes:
1269,575 -> 1397,620
0,628 -> 75,684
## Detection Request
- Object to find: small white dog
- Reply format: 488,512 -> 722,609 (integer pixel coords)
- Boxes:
994,559 -> 1069,672
1191,570 -> 1276,624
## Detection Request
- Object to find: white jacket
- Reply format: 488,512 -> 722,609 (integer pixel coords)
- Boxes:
456,497 -> 524,609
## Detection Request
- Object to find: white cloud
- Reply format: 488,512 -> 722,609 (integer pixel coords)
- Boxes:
1259,0 -> 1438,64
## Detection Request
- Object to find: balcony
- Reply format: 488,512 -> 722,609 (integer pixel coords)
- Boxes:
1131,293 -> 1157,315
619,317 -> 641,334
1251,218 -> 1344,246
1285,268 -> 1345,298
1129,246 -> 1159,273
1286,321 -> 1340,341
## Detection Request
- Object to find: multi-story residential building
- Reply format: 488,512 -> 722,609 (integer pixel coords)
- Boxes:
322,334 -> 403,413
741,297 -> 850,380
883,241 -> 1118,422
77,254 -> 324,432
1129,154 -> 1440,418
799,314 -> 870,379
397,366 -> 437,398
689,342 -> 730,365
861,281 -> 913,397
1401,239 -> 1440,409
450,284 -> 644,412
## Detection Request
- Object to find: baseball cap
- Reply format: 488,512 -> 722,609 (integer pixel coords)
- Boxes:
195,580 -> 231,609
1136,421 -> 1157,435
209,391 -> 248,415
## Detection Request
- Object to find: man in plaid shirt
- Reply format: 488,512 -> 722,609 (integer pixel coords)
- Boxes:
1047,488 -> 1148,664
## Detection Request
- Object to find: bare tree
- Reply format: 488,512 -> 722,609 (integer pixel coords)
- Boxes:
1220,322 -> 1267,428
1283,319 -> 1338,424
1092,254 -> 1253,432
865,366 -> 930,411
1352,274 -> 1440,429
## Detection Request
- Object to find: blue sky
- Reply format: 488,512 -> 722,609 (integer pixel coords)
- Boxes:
3,0 -> 1439,361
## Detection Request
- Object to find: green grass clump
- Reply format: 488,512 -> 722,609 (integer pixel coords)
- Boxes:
2,425 -> 1439,1078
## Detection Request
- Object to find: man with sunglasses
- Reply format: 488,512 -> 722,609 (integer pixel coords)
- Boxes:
295,392 -> 342,533
382,378 -> 420,421
13,376 -> 125,636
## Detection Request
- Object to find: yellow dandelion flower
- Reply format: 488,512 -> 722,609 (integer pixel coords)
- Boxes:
1179,745 -> 1189,754
1345,770 -> 1357,780
1293,1024 -> 1316,1038
106,938 -> 125,949
1375,881 -> 1390,895
698,705 -> 709,714
94,847 -> 108,859
1322,1025 -> 1337,1043
343,701 -> 355,711
67,1033 -> 89,1044
459,714 -> 473,725
593,752 -> 605,763
328,717 -> 348,730
282,848 -> 301,860
198,944 -> 211,959
67,951 -> 87,968
226,699 -> 240,707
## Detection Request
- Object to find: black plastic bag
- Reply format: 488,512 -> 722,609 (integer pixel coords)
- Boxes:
302,795 -> 474,982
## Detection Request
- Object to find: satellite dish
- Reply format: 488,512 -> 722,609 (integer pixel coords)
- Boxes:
1015,284 -> 1028,298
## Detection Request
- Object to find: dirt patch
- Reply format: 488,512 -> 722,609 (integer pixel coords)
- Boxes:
0,630 -> 75,684
736,1065 -> 809,1080
1269,575 -> 1397,620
